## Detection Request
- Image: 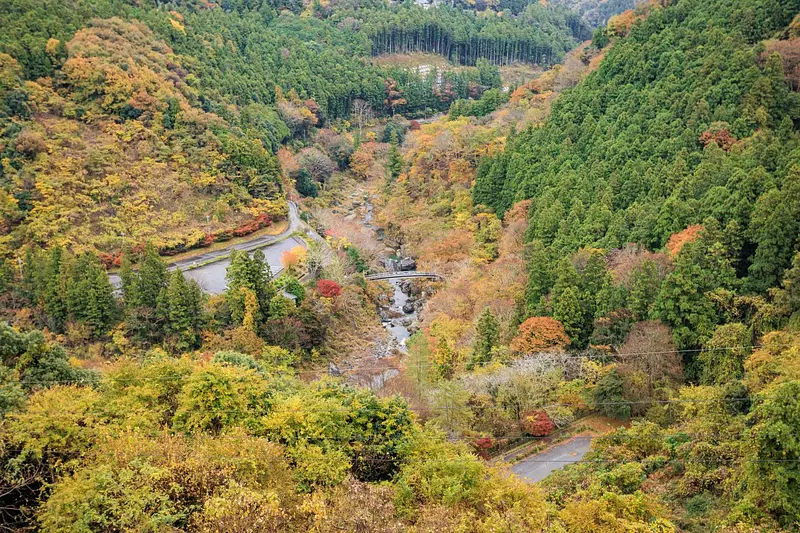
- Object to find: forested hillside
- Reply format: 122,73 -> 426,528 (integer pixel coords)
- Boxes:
0,0 -> 592,258
474,0 -> 800,346
1,0 -> 800,529
367,0 -> 800,528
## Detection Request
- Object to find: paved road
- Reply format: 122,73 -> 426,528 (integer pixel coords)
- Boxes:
510,436 -> 592,483
171,201 -> 301,271
184,235 -> 305,294
110,201 -> 318,294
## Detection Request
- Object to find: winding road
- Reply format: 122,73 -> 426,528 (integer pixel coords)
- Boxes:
111,201 -> 321,294
510,436 -> 593,483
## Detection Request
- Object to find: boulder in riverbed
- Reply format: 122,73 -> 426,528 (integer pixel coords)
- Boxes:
398,257 -> 417,271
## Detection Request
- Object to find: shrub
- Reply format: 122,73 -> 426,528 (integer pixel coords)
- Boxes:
520,410 -> 555,436
317,279 -> 341,298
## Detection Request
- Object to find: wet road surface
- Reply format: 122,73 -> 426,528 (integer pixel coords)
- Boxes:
510,436 -> 593,483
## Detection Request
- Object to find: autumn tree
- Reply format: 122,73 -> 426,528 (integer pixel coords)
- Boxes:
746,380 -> 800,526
520,409 -> 555,436
697,322 -> 751,385
351,99 -> 373,139
510,317 -> 570,354
617,321 -> 682,397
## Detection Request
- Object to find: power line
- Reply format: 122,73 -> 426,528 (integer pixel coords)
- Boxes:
0,443 -> 794,466
10,341 -> 795,387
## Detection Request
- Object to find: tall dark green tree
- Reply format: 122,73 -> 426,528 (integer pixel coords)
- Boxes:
469,307 -> 499,369
747,169 -> 800,293
386,132 -> 403,182
656,238 -> 737,351
159,270 -> 205,351
628,260 -> 661,321
523,240 -> 552,317
125,244 -> 169,344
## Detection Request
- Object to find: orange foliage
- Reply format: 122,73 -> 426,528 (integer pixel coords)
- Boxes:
699,129 -> 736,151
608,10 -> 639,36
666,224 -> 704,257
503,200 -> 532,224
350,142 -> 378,180
510,317 -> 571,354
281,245 -> 307,270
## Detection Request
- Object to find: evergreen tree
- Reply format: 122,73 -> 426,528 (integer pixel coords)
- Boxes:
294,168 -> 318,198
160,270 -> 204,351
656,238 -> 737,351
226,250 -> 275,326
594,368 -> 630,419
524,240 -> 552,317
552,286 -> 586,347
126,244 -> 169,344
628,260 -> 660,321
387,132 -> 403,181
747,170 -> 800,292
132,244 -> 168,310
469,307 -> 499,369
75,254 -> 116,337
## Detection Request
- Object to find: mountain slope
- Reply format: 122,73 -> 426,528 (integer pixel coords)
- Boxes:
475,0 -> 800,294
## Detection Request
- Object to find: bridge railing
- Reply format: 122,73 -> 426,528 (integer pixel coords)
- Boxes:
365,271 -> 443,281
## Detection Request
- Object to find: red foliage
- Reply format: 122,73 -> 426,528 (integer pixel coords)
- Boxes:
520,410 -> 555,436
473,436 -> 494,459
98,252 -> 122,268
317,279 -> 342,298
409,120 -> 421,131
232,214 -> 271,237
699,129 -> 736,151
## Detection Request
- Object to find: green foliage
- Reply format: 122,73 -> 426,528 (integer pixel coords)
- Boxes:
293,168 -> 318,198
225,249 -> 276,327
386,132 -> 404,181
628,259 -> 660,321
0,364 -> 25,416
745,380 -> 800,527
448,88 -> 509,118
656,238 -> 737,350
0,322 -> 97,390
159,270 -> 205,352
469,307 -> 500,368
15,248 -> 117,337
594,368 -> 629,419
364,4 -> 589,67
698,323 -> 751,385
476,0 -> 800,354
